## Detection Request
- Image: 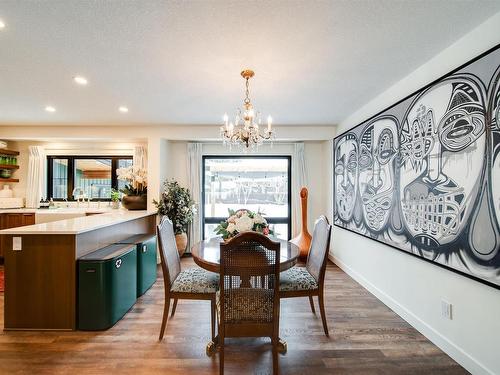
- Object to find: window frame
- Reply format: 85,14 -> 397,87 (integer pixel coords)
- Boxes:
202,155 -> 292,240
46,155 -> 133,201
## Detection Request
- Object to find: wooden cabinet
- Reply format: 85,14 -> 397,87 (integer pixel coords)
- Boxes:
0,213 -> 36,260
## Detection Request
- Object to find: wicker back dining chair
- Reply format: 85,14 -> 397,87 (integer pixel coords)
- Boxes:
157,216 -> 218,341
279,215 -> 332,335
218,232 -> 281,375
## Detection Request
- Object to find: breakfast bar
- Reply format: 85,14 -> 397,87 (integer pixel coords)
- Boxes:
0,210 -> 156,331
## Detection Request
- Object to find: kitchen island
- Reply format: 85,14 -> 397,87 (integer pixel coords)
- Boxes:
0,207 -> 127,260
0,210 -> 157,331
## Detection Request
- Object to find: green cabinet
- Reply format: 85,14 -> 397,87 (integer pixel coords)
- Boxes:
78,244 -> 137,330
118,234 -> 157,297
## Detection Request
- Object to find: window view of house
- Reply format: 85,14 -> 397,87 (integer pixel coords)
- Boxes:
203,157 -> 290,240
48,156 -> 132,200
51,158 -> 69,199
74,159 -> 112,199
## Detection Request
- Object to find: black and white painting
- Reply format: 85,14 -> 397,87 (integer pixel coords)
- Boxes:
333,45 -> 500,289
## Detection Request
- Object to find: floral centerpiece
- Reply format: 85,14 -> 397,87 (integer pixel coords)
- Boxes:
116,166 -> 148,210
214,208 -> 274,240
153,180 -> 197,256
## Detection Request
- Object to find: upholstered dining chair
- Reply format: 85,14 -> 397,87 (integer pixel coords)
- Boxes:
218,232 -> 281,375
157,216 -> 218,341
279,215 -> 332,335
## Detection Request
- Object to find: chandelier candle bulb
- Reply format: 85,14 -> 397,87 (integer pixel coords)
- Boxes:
267,116 -> 272,132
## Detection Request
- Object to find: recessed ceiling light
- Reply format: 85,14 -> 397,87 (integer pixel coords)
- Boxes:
119,106 -> 129,113
45,106 -> 56,113
0,20 -> 5,29
73,76 -> 88,85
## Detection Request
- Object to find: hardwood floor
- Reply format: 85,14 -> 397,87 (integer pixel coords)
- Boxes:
0,259 -> 467,375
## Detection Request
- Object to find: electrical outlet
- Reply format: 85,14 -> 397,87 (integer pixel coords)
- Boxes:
12,237 -> 22,251
441,300 -> 452,320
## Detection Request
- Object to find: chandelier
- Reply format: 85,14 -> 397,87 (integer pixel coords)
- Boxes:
220,69 -> 274,149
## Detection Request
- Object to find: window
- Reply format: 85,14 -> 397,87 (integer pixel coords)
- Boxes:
202,156 -> 291,240
47,156 -> 133,200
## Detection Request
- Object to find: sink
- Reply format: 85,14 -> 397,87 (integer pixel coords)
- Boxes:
34,208 -> 112,224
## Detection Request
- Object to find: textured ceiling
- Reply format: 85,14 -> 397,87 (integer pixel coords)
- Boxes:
0,0 -> 499,126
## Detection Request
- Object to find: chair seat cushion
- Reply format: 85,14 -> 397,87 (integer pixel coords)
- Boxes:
217,288 -> 274,323
279,267 -> 318,292
171,267 -> 219,294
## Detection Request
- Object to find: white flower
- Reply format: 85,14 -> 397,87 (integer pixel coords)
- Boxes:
116,166 -> 148,189
227,223 -> 236,233
235,215 -> 253,232
253,213 -> 266,224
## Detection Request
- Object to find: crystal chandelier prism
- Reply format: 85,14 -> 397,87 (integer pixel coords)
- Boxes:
220,69 -> 274,149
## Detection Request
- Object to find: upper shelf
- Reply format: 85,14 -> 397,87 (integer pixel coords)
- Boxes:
0,149 -> 20,156
0,164 -> 19,169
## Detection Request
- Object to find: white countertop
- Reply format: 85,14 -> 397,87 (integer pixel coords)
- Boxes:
0,209 -> 157,235
0,207 -> 115,214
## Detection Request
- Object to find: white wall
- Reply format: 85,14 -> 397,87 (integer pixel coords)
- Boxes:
331,13 -> 500,375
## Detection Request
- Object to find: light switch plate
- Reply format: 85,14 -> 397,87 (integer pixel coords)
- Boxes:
12,237 -> 22,251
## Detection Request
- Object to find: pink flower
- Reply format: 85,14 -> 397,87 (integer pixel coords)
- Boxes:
263,227 -> 270,235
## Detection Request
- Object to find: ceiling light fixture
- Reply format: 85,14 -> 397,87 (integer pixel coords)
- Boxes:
220,69 -> 274,149
0,20 -> 5,29
45,106 -> 56,113
119,106 -> 129,113
73,76 -> 88,85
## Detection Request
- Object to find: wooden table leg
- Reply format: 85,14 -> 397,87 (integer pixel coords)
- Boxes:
206,335 -> 219,356
277,338 -> 287,353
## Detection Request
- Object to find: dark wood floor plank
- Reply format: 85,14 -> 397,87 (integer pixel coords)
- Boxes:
0,259 -> 468,374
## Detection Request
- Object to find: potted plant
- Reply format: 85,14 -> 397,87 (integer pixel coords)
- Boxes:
116,166 -> 148,210
110,188 -> 121,209
153,180 -> 196,256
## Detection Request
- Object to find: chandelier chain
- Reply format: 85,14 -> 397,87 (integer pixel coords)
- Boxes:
244,78 -> 251,105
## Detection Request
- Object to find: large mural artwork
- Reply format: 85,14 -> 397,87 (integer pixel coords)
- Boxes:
334,45 -> 500,289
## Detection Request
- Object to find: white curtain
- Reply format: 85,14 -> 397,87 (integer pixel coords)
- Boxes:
25,146 -> 46,208
187,142 -> 203,253
292,142 -> 307,237
133,145 -> 148,170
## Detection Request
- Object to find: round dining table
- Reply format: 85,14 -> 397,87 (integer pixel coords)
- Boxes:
191,236 -> 300,273
190,236 -> 300,356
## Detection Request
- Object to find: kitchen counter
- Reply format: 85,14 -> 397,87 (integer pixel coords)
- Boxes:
0,207 -> 123,225
0,209 -> 157,235
0,207 -> 116,214
1,210 -> 157,330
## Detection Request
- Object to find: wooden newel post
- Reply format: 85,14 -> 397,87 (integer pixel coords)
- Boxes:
290,187 -> 312,261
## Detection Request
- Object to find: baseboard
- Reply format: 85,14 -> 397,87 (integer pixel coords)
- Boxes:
329,253 -> 493,375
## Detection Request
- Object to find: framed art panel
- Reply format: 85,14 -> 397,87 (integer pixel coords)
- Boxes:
333,44 -> 500,289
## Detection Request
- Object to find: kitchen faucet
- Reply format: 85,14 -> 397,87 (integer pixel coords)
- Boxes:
72,187 -> 84,208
